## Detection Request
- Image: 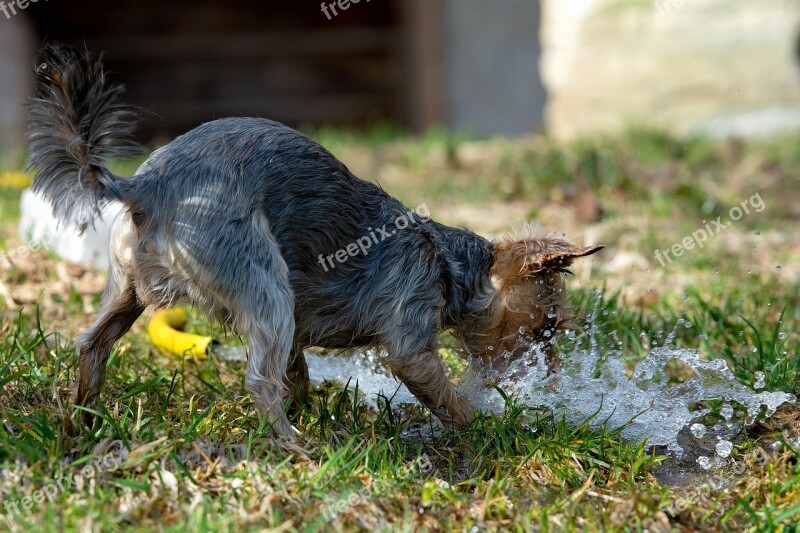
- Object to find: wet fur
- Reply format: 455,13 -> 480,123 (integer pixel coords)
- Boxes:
28,44 -> 602,437
458,229 -> 601,373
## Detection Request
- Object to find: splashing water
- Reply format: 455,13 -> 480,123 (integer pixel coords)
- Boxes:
690,423 -> 706,439
460,340 -> 793,457
293,339 -> 794,458
210,304 -> 795,459
453,292 -> 794,458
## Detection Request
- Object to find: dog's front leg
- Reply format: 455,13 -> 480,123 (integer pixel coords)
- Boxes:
389,352 -> 474,428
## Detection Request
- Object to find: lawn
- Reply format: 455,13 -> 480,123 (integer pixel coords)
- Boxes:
0,128 -> 799,532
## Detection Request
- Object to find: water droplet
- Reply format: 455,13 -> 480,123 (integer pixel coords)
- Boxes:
715,440 -> 733,458
543,330 -> 552,338
720,404 -> 734,421
697,456 -> 711,470
779,332 -> 786,340
690,423 -> 707,439
714,268 -> 720,274
684,322 -> 692,329
776,265 -> 782,273
753,371 -> 765,390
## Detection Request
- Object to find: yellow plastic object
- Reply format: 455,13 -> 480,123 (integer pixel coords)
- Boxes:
0,171 -> 32,189
147,308 -> 214,359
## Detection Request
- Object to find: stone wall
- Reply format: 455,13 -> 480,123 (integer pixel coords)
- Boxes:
541,0 -> 800,138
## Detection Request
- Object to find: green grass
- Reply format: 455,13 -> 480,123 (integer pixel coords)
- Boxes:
1,287 -> 798,531
1,128 -> 799,531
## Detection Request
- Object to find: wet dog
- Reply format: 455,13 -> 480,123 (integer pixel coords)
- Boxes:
28,44 -> 602,436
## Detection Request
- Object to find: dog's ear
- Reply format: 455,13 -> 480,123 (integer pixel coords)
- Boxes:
532,242 -> 604,274
493,238 -> 603,278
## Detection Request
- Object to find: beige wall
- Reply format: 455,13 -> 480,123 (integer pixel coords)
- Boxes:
542,0 -> 800,138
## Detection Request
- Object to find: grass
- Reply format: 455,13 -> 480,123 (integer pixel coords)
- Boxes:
1,128 -> 799,531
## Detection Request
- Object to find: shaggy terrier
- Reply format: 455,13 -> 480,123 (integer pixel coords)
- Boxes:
28,44 -> 602,436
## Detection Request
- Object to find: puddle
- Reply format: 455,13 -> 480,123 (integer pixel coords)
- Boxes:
305,351 -> 417,407
212,345 -> 417,408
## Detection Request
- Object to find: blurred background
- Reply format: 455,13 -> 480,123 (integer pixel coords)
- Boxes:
0,0 -> 799,303
1,0 -> 798,150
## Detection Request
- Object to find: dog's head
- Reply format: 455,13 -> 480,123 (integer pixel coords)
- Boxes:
460,231 -> 602,374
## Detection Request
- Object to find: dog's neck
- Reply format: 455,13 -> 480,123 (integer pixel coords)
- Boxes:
425,221 -> 494,326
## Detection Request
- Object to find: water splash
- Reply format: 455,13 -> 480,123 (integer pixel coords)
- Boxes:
690,423 -> 706,438
210,318 -> 794,460
454,290 -> 796,458
305,350 -> 417,406
460,341 -> 793,457
715,440 -> 733,458
291,337 -> 794,459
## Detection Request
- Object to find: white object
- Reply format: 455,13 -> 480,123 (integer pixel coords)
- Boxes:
18,188 -> 124,271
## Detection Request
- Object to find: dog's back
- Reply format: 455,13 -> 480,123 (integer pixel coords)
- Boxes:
123,117 -> 448,345
121,117 -> 365,303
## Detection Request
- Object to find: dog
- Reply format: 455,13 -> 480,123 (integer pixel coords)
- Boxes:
27,44 -> 602,437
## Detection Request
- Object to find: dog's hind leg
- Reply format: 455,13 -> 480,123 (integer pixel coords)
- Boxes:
68,214 -> 144,431
71,284 -> 144,430
205,211 -> 295,437
285,346 -> 310,414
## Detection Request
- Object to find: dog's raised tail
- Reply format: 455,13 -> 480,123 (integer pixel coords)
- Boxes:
27,43 -> 142,233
